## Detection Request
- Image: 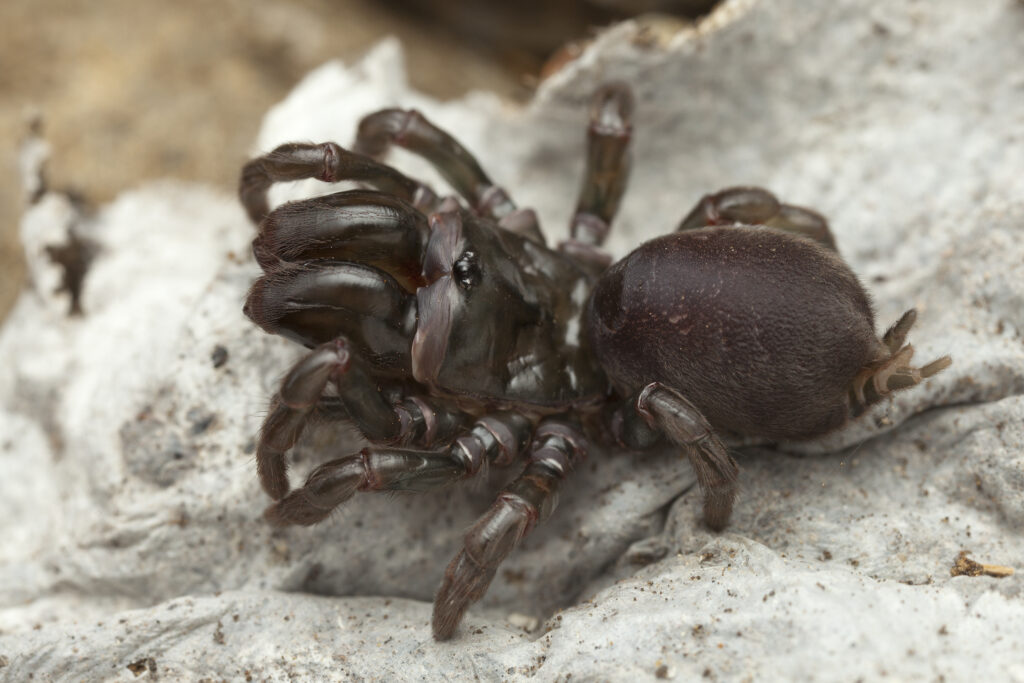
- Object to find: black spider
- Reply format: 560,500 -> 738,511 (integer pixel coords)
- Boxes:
238,83 -> 950,640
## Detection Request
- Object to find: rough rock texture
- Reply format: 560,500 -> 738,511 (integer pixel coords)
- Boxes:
2,0 -> 1023,680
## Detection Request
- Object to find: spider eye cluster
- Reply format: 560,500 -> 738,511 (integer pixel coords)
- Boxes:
453,250 -> 482,289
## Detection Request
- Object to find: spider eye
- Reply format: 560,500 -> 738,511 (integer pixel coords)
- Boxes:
453,250 -> 482,289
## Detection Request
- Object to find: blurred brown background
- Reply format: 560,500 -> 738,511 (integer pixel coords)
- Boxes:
0,0 -> 715,322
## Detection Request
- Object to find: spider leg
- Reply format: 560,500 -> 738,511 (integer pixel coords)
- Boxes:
566,82 -> 634,252
432,419 -> 587,640
256,338 -> 471,500
849,309 -> 952,418
239,141 -> 439,224
245,260 -> 416,368
613,382 -> 739,532
264,411 -> 534,525
677,186 -> 837,251
353,107 -> 545,244
253,189 -> 428,289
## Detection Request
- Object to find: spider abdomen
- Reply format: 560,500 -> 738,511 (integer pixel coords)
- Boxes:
587,226 -> 885,440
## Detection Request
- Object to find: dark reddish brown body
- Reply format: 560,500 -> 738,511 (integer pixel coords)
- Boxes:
237,83 -> 951,641
588,227 -> 885,440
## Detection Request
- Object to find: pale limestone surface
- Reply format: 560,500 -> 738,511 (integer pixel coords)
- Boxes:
1,0 -> 1023,680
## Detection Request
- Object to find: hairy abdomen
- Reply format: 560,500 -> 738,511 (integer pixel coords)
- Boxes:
587,227 -> 885,440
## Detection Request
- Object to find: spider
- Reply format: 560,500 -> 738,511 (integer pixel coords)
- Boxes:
238,83 -> 950,640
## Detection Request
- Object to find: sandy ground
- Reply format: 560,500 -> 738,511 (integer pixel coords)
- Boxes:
0,0 -> 533,323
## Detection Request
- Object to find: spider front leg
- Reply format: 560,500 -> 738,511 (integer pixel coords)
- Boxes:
613,382 -> 739,531
246,258 -> 417,367
256,338 -> 471,499
353,107 -> 544,244
265,411 -> 535,525
239,141 -> 440,224
433,420 -> 587,640
252,189 -> 428,289
677,187 -> 837,251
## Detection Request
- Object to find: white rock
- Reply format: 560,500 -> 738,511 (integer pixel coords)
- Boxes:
2,0 -> 1023,680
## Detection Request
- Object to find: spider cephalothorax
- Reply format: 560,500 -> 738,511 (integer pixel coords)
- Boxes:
238,83 -> 950,640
